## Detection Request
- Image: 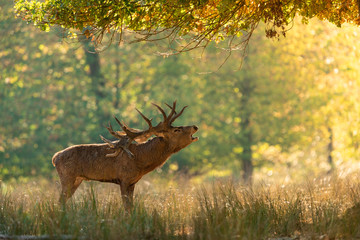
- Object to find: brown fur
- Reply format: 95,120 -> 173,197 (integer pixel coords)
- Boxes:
52,125 -> 198,210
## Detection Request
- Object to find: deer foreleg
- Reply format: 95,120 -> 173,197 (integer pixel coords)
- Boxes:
120,183 -> 135,212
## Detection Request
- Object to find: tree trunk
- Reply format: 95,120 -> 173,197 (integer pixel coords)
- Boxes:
241,142 -> 253,185
114,58 -> 120,109
82,40 -> 105,101
81,37 -> 107,126
238,76 -> 254,185
327,126 -> 335,173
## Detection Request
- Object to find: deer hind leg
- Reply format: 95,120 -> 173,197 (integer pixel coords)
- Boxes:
59,177 -> 83,203
120,183 -> 135,212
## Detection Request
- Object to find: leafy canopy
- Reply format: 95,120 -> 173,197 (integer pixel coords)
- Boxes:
14,0 -> 360,52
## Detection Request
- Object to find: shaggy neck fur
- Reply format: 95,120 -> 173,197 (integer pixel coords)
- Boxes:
131,137 -> 175,174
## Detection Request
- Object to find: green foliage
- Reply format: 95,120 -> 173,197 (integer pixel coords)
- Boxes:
13,0 -> 360,50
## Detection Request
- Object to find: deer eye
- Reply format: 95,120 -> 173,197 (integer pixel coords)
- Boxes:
174,128 -> 181,133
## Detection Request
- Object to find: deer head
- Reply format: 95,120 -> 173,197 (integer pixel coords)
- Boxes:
101,101 -> 198,157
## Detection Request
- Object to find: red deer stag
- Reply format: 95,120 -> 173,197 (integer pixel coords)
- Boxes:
52,101 -> 198,210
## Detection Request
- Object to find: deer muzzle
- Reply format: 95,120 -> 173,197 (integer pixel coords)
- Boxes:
191,125 -> 199,142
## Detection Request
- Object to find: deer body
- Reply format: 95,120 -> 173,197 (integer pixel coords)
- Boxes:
53,103 -> 198,211
53,137 -> 178,185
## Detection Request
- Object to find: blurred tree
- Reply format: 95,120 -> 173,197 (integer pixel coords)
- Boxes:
0,0 -> 97,179
2,0 -> 360,183
183,19 -> 360,182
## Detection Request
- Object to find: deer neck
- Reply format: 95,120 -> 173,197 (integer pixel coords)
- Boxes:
133,137 -> 174,173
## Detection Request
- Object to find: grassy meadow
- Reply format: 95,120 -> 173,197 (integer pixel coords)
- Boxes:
1,174 -> 360,240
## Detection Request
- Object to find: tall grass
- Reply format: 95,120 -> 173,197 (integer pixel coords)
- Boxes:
1,174 -> 360,239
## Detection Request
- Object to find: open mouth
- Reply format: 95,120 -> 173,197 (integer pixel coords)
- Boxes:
191,136 -> 199,142
191,128 -> 199,142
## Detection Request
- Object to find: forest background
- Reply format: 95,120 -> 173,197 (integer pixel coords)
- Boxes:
1,0 -> 360,184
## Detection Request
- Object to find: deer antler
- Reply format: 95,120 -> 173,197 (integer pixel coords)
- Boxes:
153,101 -> 188,126
101,101 -> 187,158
